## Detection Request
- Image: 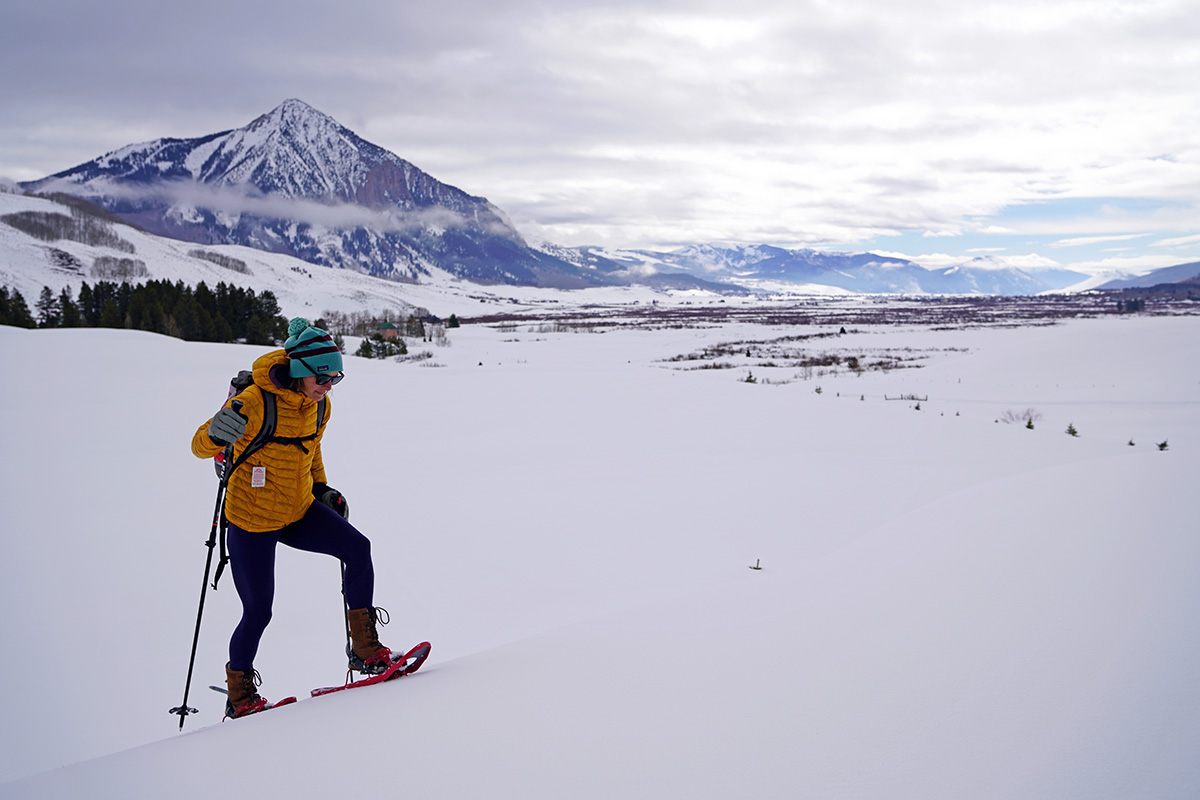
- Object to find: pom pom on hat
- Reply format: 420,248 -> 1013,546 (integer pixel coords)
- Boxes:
287,317 -> 309,338
284,317 -> 343,378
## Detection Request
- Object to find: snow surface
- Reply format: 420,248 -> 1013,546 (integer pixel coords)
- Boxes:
1,310 -> 1198,799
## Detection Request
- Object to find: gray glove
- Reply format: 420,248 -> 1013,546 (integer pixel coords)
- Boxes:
208,406 -> 247,446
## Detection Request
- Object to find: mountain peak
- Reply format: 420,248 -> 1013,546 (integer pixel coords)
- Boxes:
18,101 -> 603,287
273,97 -> 321,116
247,98 -> 341,137
964,255 -> 1016,270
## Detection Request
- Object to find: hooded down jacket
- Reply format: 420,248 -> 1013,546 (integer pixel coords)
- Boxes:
192,348 -> 331,532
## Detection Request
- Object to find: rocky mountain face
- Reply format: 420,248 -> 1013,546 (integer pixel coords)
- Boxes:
21,99 -> 618,288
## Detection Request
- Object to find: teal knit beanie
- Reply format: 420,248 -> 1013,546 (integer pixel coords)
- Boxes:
284,317 -> 343,378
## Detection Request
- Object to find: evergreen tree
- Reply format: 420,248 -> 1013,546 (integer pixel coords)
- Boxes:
87,282 -> 119,326
355,334 -> 407,358
36,286 -> 61,328
116,282 -> 133,321
99,299 -> 123,328
7,289 -> 36,328
127,291 -> 162,334
212,313 -> 235,343
58,286 -> 81,327
0,287 -> 11,326
194,281 -> 217,323
77,282 -> 96,326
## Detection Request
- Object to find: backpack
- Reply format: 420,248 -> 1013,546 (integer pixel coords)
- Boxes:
213,370 -> 327,478
211,368 -> 327,589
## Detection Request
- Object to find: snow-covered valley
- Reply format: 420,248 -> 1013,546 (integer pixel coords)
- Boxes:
1,307 -> 1198,799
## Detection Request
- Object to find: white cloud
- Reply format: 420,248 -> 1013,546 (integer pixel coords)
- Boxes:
1153,232 -> 1200,248
35,177 -> 503,237
1051,233 -> 1150,248
0,0 -> 1196,261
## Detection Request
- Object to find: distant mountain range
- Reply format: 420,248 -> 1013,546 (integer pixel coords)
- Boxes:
1094,261 -> 1200,290
603,245 -> 1091,294
16,99 -> 1178,296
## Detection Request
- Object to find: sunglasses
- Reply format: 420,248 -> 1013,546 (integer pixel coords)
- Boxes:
292,353 -> 345,386
313,372 -> 344,386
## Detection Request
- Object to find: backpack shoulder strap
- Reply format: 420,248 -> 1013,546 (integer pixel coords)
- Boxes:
228,386 -> 276,475
213,387 -> 275,592
258,395 -> 325,454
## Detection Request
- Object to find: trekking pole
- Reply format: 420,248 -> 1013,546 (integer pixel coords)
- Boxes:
338,496 -> 353,659
170,400 -> 241,730
341,561 -> 352,659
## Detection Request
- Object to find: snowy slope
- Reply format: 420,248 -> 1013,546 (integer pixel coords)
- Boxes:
0,190 -> 708,319
1,312 -> 1198,798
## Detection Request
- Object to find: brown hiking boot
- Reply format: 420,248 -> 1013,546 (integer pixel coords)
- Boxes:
224,663 -> 269,718
347,607 -> 397,674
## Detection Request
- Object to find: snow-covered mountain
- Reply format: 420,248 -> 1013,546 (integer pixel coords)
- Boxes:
530,239 -> 747,293
621,245 -> 1089,295
1095,260 -> 1200,290
920,255 -> 1040,294
925,255 -> 1093,294
19,100 -> 620,289
650,243 -> 928,292
3,99 -> 1117,297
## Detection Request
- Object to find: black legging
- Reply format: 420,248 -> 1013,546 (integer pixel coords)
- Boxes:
226,500 -> 374,671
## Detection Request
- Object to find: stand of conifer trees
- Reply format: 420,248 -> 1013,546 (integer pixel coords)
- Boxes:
0,280 -> 287,344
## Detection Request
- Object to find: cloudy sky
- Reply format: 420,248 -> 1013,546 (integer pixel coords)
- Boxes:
2,0 -> 1197,274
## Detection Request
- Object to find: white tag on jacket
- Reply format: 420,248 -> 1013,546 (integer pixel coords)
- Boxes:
251,466 -> 267,488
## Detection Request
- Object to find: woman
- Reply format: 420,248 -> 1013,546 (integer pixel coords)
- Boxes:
192,318 -> 399,718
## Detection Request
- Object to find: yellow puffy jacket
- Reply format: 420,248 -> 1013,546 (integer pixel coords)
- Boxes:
192,349 -> 331,532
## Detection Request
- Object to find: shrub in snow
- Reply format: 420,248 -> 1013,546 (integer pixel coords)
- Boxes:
189,249 -> 250,275
355,334 -> 407,359
999,408 -> 1041,427
92,255 -> 149,280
